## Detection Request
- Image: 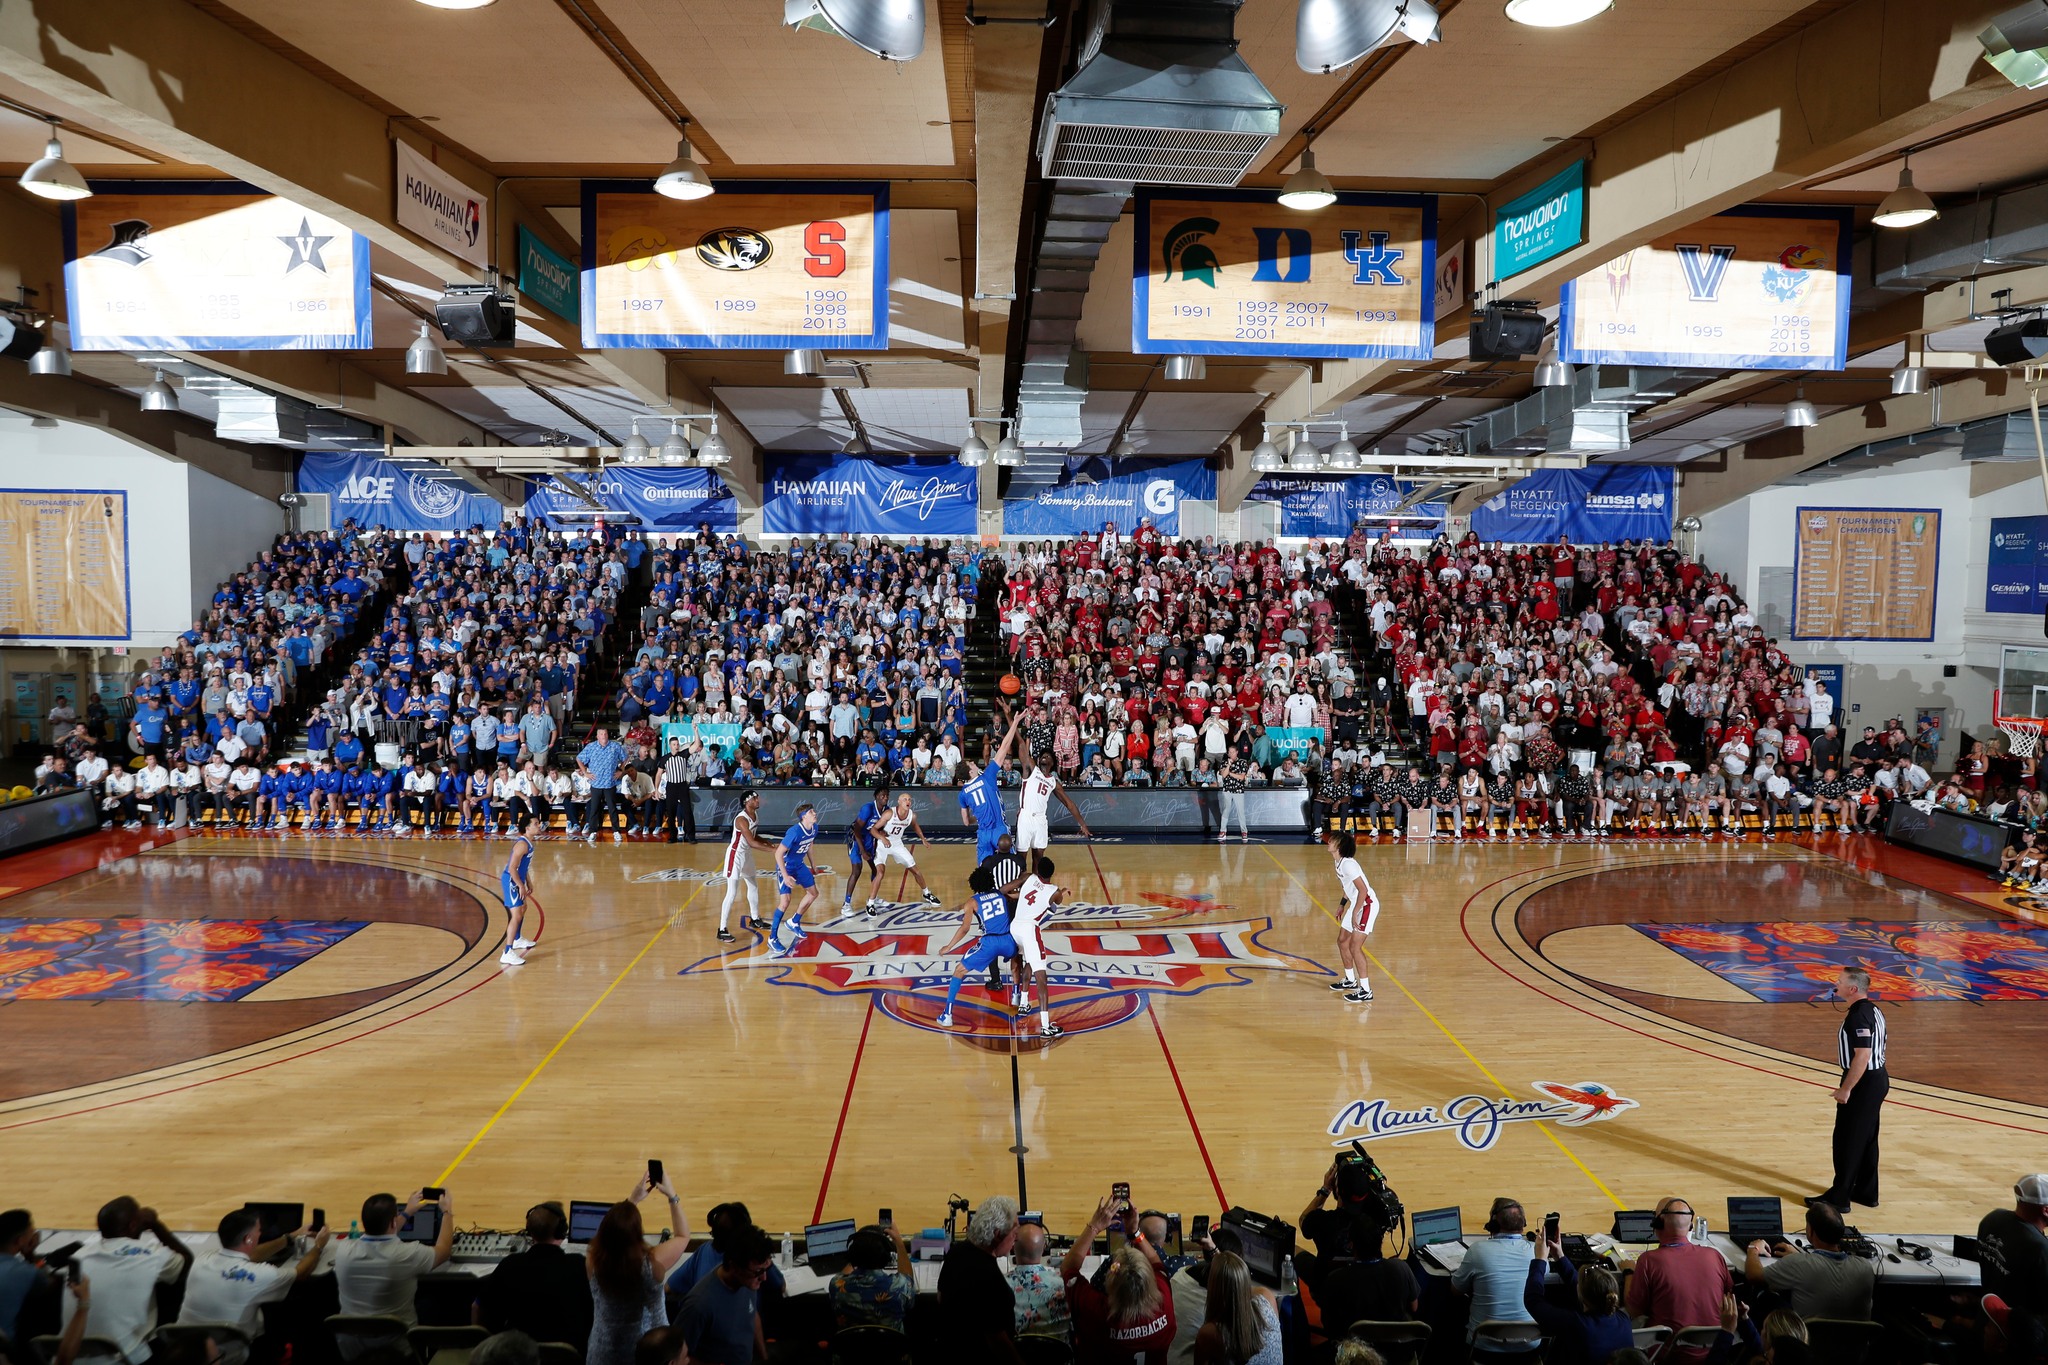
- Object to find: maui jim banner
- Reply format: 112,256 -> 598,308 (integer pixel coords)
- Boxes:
524,466 -> 739,531
583,180 -> 887,350
1248,474 -> 1448,539
1987,515 -> 2048,615
762,454 -> 976,537
1469,465 -> 1674,544
1560,205 -> 1852,371
1002,460 -> 1217,538
1133,189 -> 1436,360
64,184 -> 372,351
297,452 -> 504,532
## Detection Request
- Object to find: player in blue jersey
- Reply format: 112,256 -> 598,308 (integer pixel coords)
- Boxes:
769,804 -> 821,957
841,781 -> 891,916
959,708 -> 1022,861
935,866 -> 1015,1029
499,815 -> 544,966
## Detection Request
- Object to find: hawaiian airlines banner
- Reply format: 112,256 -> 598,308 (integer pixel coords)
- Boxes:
1247,474 -> 1448,538
525,466 -> 739,531
1002,460 -> 1216,538
1469,465 -> 1674,544
761,454 -> 976,537
297,453 -> 503,532
1987,516 -> 2048,615
64,183 -> 372,351
1559,205 -> 1852,371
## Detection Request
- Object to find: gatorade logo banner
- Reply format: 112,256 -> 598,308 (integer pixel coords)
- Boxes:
1001,460 -> 1216,538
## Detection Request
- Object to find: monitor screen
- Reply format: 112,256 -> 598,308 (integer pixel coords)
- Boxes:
1612,1210 -> 1657,1244
242,1203 -> 304,1246
397,1206 -> 440,1244
568,1201 -> 610,1244
1726,1197 -> 1784,1242
804,1220 -> 857,1259
1410,1207 -> 1463,1247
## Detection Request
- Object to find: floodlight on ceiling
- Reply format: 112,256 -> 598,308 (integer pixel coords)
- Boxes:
1164,354 -> 1206,382
1326,438 -> 1362,471
1297,0 -> 1441,75
660,422 -> 694,465
18,120 -> 91,202
993,434 -> 1025,468
698,422 -> 732,466
1111,436 -> 1139,458
1872,154 -> 1938,229
785,348 -> 825,377
1783,388 -> 1818,429
1250,439 -> 1282,472
1288,435 -> 1323,470
1504,0 -> 1612,26
783,0 -> 925,61
139,369 -> 177,413
1278,148 -> 1337,212
1979,2 -> 2048,89
620,421 -> 652,463
405,322 -> 448,376
957,432 -> 989,468
415,0 -> 497,8
653,121 -> 715,201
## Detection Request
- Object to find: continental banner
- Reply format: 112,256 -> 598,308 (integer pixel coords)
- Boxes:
1133,188 -> 1436,359
0,490 -> 129,641
582,180 -> 887,349
1792,507 -> 1940,642
64,183 -> 372,351
1559,205 -> 1851,371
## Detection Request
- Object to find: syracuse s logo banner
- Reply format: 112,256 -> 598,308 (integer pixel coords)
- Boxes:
680,893 -> 1324,1048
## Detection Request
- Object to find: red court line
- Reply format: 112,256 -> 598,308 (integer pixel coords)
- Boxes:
813,995 -> 877,1225
1149,1005 -> 1229,1215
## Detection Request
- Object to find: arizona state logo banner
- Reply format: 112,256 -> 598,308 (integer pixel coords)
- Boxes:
582,180 -> 888,350
1133,188 -> 1436,360
64,183 -> 372,352
1559,205 -> 1852,371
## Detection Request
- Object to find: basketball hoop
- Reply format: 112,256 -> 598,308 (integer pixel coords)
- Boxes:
1997,690 -> 2044,758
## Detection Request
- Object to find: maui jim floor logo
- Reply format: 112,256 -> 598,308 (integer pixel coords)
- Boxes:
679,893 -> 1324,1048
1328,1081 -> 1637,1152
637,863 -> 837,882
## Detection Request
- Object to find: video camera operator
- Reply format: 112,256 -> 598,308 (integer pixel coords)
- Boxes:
1298,1145 -> 1403,1299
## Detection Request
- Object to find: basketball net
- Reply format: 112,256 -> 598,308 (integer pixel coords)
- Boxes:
2002,717 -> 2043,759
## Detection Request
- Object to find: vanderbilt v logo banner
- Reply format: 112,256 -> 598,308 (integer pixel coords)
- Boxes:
1559,206 -> 1851,373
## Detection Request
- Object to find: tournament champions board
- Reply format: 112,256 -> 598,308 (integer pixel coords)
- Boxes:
0,490 -> 130,640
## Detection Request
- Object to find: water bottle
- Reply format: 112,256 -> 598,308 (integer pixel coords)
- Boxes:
780,1230 -> 794,1270
348,1220 -> 360,1240
1279,1254 -> 1298,1297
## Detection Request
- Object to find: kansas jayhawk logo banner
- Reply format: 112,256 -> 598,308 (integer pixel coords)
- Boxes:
1133,188 -> 1436,360
581,180 -> 888,350
680,894 -> 1324,1049
1560,205 -> 1852,371
64,183 -> 372,352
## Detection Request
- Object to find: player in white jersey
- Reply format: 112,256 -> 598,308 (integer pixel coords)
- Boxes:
1015,753 -> 1091,855
1012,855 -> 1068,1040
1326,832 -> 1378,1002
872,792 -> 942,905
718,790 -> 774,943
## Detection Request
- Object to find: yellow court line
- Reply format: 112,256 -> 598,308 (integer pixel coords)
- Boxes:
436,883 -> 706,1183
1263,847 -> 1626,1208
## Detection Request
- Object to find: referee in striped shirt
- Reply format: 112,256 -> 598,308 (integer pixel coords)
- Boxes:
975,835 -> 1028,994
1810,965 -> 1888,1213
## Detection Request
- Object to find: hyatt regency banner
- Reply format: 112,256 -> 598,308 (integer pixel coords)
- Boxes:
1468,465 -> 1674,544
1986,515 -> 2048,615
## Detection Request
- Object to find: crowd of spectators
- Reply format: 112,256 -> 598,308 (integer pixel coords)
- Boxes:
5,1170 -> 2042,1365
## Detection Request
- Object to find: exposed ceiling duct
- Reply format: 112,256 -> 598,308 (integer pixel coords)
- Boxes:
177,371 -> 384,453
1872,180 -> 2048,290
1037,0 -> 1285,189
1775,428 -> 1965,484
1962,411 -> 2048,461
1452,366 -> 1720,459
1012,190 -> 1123,481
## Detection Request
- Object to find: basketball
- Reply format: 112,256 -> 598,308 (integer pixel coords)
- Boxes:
999,674 -> 1022,696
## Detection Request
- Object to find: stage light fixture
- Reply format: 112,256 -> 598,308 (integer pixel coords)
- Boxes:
19,120 -> 90,201
405,322 -> 448,376
785,348 -> 824,377
993,435 -> 1025,468
140,369 -> 178,413
1250,438 -> 1282,472
1164,354 -> 1206,382
1297,0 -> 1440,75
783,0 -> 925,61
1872,156 -> 1938,229
654,122 -> 715,201
1985,316 -> 2048,366
1505,0 -> 1611,25
1468,300 -> 1547,361
1279,148 -> 1337,211
1979,2 -> 2048,89
1783,388 -> 1817,428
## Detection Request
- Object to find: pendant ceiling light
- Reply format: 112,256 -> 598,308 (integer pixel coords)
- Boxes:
1784,388 -> 1818,428
1504,0 -> 1613,26
139,369 -> 178,413
1872,154 -> 1938,229
1278,147 -> 1337,211
654,120 -> 715,201
405,322 -> 448,376
18,120 -> 91,201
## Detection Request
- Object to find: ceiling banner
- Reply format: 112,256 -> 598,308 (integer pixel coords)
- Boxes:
395,141 -> 489,268
581,180 -> 889,350
1559,205 -> 1852,371
1132,189 -> 1437,360
63,183 -> 372,352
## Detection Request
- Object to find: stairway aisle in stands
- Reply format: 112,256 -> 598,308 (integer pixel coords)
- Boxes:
564,559 -> 655,745
961,558 -> 1007,758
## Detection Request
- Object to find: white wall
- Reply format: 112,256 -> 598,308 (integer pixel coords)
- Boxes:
187,463 -> 285,633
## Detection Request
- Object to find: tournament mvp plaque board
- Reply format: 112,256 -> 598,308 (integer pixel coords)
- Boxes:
1792,507 -> 1941,643
582,181 -> 887,350
0,491 -> 130,641
1559,205 -> 1851,371
1132,189 -> 1436,360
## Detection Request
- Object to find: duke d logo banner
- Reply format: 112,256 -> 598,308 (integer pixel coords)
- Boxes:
1133,189 -> 1436,360
1560,205 -> 1851,371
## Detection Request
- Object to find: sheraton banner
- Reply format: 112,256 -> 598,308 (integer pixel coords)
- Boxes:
1559,205 -> 1852,371
298,453 -> 504,532
1468,465 -> 1675,544
1002,460 -> 1217,538
1133,188 -> 1436,360
65,183 -> 372,351
524,466 -> 739,531
761,454 -> 976,537
1247,474 -> 1448,539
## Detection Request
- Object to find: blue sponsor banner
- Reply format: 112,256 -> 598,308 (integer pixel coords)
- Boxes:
1002,459 -> 1216,538
1468,465 -> 1675,544
1987,515 -> 2048,614
298,452 -> 503,532
761,454 -> 976,537
1495,160 -> 1586,279
662,721 -> 742,756
525,466 -> 739,531
1247,473 -> 1448,538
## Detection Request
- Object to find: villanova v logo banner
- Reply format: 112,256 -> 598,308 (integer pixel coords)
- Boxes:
1559,205 -> 1851,372
1132,188 -> 1436,362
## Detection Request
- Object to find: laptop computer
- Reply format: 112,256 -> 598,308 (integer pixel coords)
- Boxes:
1726,1197 -> 1785,1244
1611,1209 -> 1658,1244
803,1219 -> 858,1276
567,1201 -> 611,1245
1410,1206 -> 1464,1269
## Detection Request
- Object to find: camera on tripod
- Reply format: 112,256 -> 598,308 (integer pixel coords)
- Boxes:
1335,1141 -> 1403,1230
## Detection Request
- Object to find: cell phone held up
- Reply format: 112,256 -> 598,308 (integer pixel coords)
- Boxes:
1544,1212 -> 1561,1245
1191,1213 -> 1211,1245
421,1187 -> 446,1202
647,1159 -> 664,1189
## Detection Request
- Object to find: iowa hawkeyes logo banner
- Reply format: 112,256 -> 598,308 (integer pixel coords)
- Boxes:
1560,205 -> 1852,372
582,180 -> 888,350
1133,188 -> 1436,360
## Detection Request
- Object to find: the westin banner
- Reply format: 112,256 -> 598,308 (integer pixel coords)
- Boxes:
1468,465 -> 1675,544
1247,474 -> 1448,539
761,453 -> 977,537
